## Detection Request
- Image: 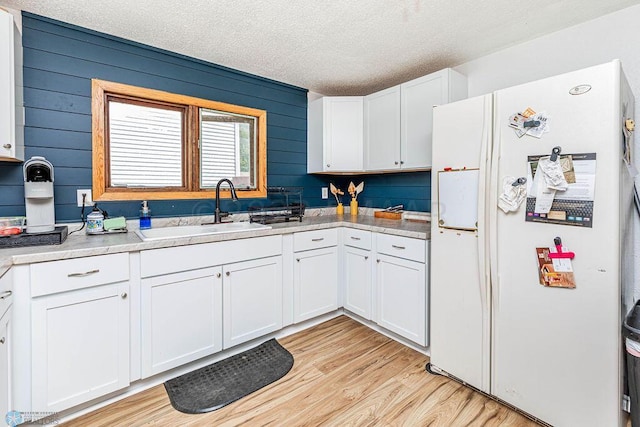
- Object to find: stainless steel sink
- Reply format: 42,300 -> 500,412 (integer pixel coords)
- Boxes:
134,222 -> 271,241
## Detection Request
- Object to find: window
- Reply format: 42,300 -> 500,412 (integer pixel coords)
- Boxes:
91,79 -> 267,201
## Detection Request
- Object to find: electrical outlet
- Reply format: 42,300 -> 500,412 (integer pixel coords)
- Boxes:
321,187 -> 328,199
76,189 -> 93,207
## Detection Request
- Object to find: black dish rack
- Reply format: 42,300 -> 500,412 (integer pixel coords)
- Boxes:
249,187 -> 304,224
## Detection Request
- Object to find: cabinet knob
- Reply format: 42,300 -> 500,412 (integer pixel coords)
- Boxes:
394,161 -> 399,165
0,337 -> 5,344
377,259 -> 380,263
326,164 -> 330,168
296,258 -> 300,262
120,292 -> 127,299
216,272 -> 221,278
365,256 -> 369,260
226,271 -> 230,276
2,144 -> 10,150
400,160 -> 404,165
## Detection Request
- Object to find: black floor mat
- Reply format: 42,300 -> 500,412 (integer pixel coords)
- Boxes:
164,338 -> 294,414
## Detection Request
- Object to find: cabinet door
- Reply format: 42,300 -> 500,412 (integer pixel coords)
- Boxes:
308,97 -> 363,173
343,246 -> 372,320
365,86 -> 401,171
32,283 -> 130,412
376,254 -> 426,346
0,307 -> 10,421
294,247 -> 339,322
401,71 -> 449,169
223,256 -> 283,349
0,9 -> 23,162
324,97 -> 364,172
141,267 -> 222,378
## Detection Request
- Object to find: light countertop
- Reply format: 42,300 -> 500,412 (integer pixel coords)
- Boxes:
0,215 -> 430,277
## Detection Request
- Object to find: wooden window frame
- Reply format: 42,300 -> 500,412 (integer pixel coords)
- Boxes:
92,79 -> 267,201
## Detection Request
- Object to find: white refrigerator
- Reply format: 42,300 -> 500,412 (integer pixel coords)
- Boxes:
430,60 -> 636,427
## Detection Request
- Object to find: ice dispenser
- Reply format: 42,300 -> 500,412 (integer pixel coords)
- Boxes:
23,156 -> 55,233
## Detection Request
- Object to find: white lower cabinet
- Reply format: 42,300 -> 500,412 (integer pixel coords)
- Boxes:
141,267 -> 222,378
139,236 -> 284,377
294,247 -> 339,322
0,306 -> 11,421
31,282 -> 130,412
376,254 -> 426,345
375,239 -> 428,346
343,246 -> 372,319
0,270 -> 12,420
9,227 -> 430,418
342,228 -> 373,320
223,256 -> 283,349
293,230 -> 339,323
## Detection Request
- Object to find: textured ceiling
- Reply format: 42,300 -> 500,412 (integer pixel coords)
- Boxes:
1,0 -> 639,95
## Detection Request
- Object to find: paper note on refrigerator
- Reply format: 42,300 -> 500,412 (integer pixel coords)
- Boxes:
526,153 -> 596,227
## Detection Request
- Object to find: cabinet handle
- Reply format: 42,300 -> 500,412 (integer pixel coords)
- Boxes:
226,271 -> 230,276
311,238 -> 324,242
0,337 -> 5,344
350,236 -> 361,241
2,144 -> 10,150
121,292 -> 127,299
391,245 -> 406,250
0,291 -> 11,300
216,272 -> 221,278
67,269 -> 99,277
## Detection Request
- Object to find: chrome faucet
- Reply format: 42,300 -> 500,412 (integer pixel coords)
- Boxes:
214,179 -> 239,223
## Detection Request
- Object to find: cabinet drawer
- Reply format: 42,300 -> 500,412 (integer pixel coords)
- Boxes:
343,228 -> 371,250
31,253 -> 130,297
0,270 -> 12,319
293,229 -> 338,252
140,235 -> 282,278
376,233 -> 426,263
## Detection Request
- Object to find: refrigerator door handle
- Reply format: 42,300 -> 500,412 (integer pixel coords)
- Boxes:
477,95 -> 492,315
488,95 -> 501,314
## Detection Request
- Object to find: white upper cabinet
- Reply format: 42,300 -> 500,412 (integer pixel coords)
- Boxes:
364,86 -> 401,171
0,9 -> 24,162
307,96 -> 364,173
365,68 -> 467,172
401,69 -> 467,169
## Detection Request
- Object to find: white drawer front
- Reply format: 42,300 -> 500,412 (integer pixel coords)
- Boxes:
0,270 -> 12,319
293,229 -> 338,252
31,253 -> 130,297
376,233 -> 426,263
140,235 -> 282,277
343,228 -> 371,250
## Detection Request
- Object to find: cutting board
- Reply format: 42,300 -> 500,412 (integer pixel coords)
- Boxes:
374,211 -> 402,220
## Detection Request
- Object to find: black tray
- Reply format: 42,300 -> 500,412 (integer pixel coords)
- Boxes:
0,226 -> 68,248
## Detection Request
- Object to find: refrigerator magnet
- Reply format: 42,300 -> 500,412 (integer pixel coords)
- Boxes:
536,247 -> 576,289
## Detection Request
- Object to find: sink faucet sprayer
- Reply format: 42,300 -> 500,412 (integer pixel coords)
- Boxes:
214,179 -> 239,223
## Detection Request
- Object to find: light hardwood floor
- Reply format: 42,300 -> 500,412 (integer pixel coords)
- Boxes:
64,316 -> 539,426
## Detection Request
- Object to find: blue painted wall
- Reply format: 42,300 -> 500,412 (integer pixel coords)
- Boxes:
0,13 -> 430,222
